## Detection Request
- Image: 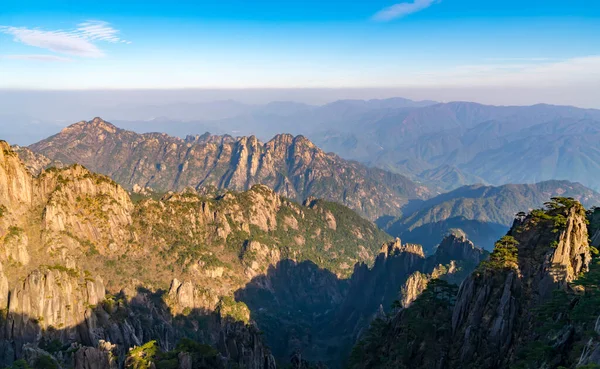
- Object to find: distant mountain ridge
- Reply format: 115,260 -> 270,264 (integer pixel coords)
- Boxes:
29,117 -> 431,220
384,180 -> 600,252
308,102 -> 600,190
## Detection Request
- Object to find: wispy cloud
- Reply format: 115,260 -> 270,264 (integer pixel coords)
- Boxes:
76,20 -> 131,44
0,20 -> 129,58
373,0 -> 440,21
2,54 -> 72,62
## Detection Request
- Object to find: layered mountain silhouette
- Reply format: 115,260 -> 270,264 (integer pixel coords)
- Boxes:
383,180 -> 600,252
28,117 -> 431,221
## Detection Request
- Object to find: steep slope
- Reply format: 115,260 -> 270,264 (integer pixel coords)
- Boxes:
0,140 -> 395,368
0,140 -> 494,369
236,234 -> 487,367
29,117 -> 431,220
350,198 -> 598,369
385,180 -> 600,252
10,145 -> 64,175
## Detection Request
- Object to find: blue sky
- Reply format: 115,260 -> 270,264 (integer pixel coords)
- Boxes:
1,0 -> 599,92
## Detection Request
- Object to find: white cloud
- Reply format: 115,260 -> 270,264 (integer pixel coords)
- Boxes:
373,0 -> 440,21
2,54 -> 72,62
76,20 -> 126,43
0,20 -> 129,58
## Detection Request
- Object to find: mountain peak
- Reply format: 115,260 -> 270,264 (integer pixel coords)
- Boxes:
30,120 -> 429,220
60,117 -> 119,135
87,117 -> 119,133
379,238 -> 425,258
432,231 -> 485,266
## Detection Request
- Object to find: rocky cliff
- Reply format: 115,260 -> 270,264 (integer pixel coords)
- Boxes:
0,140 -> 394,369
349,198 -> 599,369
28,118 -> 431,220
234,233 -> 487,368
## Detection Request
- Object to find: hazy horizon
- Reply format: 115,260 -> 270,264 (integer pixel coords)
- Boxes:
2,86 -> 600,110
2,0 -> 600,108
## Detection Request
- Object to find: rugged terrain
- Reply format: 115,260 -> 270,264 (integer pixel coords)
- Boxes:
28,118 -> 430,221
349,198 -> 600,369
0,141 -> 485,369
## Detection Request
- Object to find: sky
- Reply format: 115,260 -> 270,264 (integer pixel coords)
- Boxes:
1,0 -> 599,107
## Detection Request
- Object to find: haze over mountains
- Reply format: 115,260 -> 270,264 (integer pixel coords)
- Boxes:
29,118 -> 430,221
5,97 -> 600,193
23,117 -> 600,255
4,105 -> 600,369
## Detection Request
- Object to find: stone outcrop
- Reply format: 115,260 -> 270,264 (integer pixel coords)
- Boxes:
347,200 -> 596,369
400,271 -> 429,308
167,278 -> 219,313
11,145 -> 64,176
448,202 -> 591,368
6,268 -> 105,356
431,230 -> 485,267
0,141 -> 34,214
74,341 -> 119,369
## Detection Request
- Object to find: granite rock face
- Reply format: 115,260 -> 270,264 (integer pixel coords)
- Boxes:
349,200 -> 595,369
448,201 -> 591,368
29,118 -> 431,220
0,141 -> 393,369
400,271 -> 430,308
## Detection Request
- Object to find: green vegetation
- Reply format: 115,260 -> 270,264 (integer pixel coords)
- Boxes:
60,230 -> 99,256
0,204 -> 6,218
42,264 -> 79,278
349,279 -> 458,369
125,339 -> 219,369
126,341 -> 160,369
479,236 -> 519,271
3,356 -> 59,369
216,296 -> 250,324
512,234 -> 600,369
5,226 -> 24,240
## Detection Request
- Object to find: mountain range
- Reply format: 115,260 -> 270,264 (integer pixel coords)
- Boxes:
28,117 -> 430,221
382,180 -> 600,252
25,118 -> 600,254
6,98 -> 600,192
0,139 -> 486,369
3,108 -> 600,369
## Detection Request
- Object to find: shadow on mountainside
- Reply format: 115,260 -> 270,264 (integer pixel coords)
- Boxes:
0,286 -> 271,369
234,260 -> 347,366
233,250 -> 432,369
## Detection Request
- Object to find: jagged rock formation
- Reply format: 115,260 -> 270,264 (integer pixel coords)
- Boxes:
399,271 -> 429,308
10,145 -> 64,176
28,118 -> 431,220
0,140 -> 393,368
449,200 -> 591,369
349,198 -> 598,369
429,230 -> 485,268
236,235 -> 487,367
0,265 -> 276,369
